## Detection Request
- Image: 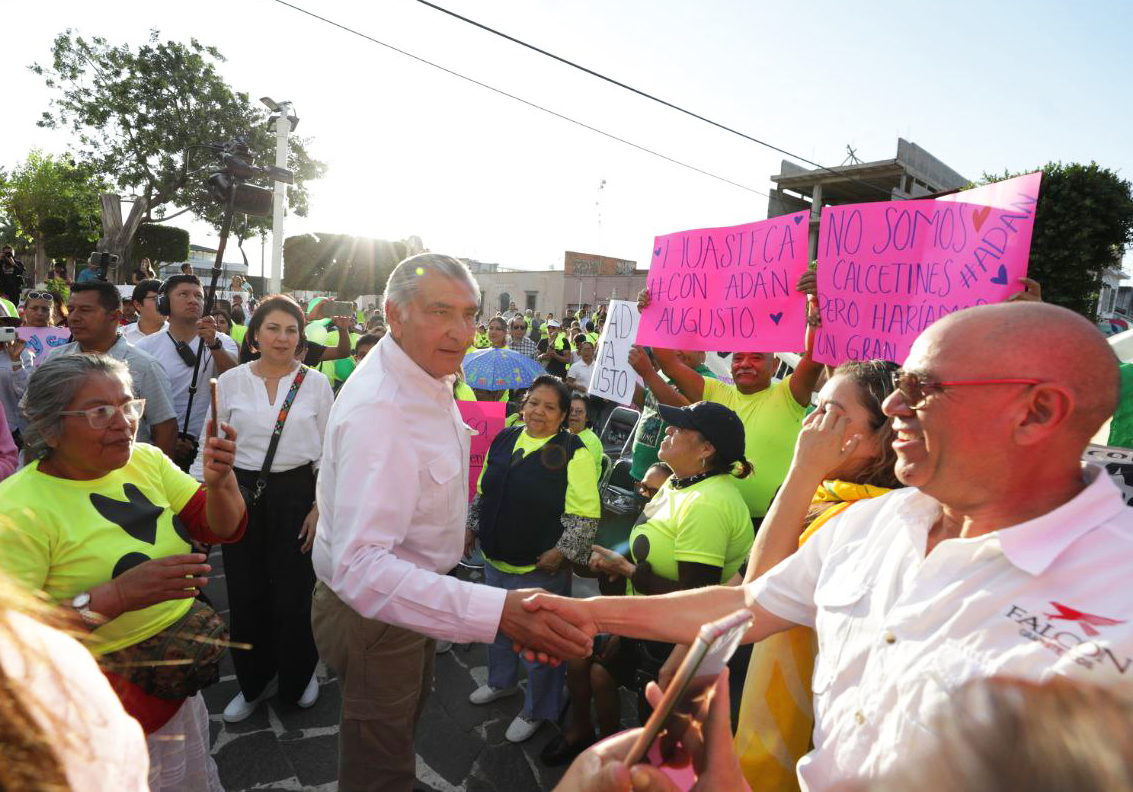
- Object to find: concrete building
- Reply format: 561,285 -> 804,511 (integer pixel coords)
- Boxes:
158,244 -> 266,298
466,251 -> 645,319
767,138 -> 969,258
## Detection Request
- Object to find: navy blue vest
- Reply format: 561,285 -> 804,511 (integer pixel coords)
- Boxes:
478,427 -> 584,566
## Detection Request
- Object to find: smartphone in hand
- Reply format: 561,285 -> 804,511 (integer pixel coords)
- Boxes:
209,377 -> 219,438
622,608 -> 752,768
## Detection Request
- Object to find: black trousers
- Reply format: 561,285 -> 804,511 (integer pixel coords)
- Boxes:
225,463 -> 319,703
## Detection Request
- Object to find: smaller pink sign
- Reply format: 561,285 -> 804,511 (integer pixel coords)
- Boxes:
458,401 -> 507,503
17,327 -> 71,365
635,213 -> 810,353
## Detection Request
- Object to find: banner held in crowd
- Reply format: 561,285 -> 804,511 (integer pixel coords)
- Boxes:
635,213 -> 810,353
18,326 -> 71,365
458,400 -> 506,503
813,172 -> 1043,367
588,300 -> 641,406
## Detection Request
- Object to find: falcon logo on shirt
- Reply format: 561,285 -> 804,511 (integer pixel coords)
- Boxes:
1044,602 -> 1126,637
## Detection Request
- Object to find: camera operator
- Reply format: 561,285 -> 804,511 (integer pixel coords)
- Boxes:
0,246 -> 25,305
135,275 -> 237,468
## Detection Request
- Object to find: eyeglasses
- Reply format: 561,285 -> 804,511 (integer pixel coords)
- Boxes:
510,324 -> 526,330
60,398 -> 146,429
25,291 -> 55,302
891,370 -> 1042,410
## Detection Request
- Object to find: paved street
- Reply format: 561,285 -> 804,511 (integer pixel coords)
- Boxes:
203,550 -> 637,791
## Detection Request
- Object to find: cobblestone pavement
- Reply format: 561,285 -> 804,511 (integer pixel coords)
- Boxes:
203,549 -> 637,791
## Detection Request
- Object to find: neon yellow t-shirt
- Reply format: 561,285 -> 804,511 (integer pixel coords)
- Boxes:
478,430 -> 601,574
229,323 -> 247,347
454,380 -> 476,401
703,376 -> 805,518
0,443 -> 201,654
627,475 -> 752,594
575,427 -> 604,480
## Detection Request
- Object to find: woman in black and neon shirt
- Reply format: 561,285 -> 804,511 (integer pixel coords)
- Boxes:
465,375 -> 600,744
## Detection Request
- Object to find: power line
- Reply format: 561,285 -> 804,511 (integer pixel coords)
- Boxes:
414,0 -> 901,200
269,0 -> 771,198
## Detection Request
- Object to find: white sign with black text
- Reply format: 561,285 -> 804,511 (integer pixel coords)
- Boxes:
588,300 -> 642,406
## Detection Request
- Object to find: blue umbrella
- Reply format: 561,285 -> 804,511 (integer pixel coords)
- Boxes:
462,347 -> 544,390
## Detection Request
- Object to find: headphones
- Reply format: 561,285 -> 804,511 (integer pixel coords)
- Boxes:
156,281 -> 171,316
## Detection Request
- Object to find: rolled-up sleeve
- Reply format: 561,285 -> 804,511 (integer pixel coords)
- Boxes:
745,509 -> 844,629
322,405 -> 506,645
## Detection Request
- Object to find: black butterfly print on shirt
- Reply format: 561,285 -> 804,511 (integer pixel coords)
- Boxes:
89,484 -> 192,578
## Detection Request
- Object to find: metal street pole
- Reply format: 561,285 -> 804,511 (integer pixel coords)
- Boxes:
269,107 -> 292,294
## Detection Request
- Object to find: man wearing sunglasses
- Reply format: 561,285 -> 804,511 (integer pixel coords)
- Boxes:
521,301 -> 1133,790
507,317 -> 539,360
41,281 -> 177,458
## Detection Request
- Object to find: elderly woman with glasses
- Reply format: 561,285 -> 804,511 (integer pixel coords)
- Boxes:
0,354 -> 247,791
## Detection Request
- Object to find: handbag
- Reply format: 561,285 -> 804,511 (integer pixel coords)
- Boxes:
241,366 -> 307,509
100,598 -> 229,700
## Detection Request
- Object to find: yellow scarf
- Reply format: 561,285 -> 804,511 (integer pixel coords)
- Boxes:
733,480 -> 891,791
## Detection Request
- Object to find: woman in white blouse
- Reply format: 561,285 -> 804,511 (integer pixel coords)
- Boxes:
192,294 -> 334,723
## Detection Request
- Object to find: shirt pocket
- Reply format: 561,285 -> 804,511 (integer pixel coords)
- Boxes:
811,579 -> 871,695
420,453 -> 462,521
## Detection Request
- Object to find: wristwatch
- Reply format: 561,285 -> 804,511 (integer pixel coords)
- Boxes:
207,338 -> 223,351
71,591 -> 103,628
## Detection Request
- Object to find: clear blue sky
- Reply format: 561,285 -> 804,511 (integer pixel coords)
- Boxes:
3,0 -> 1131,276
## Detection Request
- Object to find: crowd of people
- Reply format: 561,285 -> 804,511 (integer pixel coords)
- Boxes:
1,249 -> 1131,792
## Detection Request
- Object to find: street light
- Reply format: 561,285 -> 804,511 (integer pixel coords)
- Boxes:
260,97 -> 299,294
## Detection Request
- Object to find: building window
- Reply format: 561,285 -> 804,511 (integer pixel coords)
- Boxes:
525,292 -> 538,311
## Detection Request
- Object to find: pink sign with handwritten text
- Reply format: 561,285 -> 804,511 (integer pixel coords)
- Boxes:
17,326 -> 71,365
635,213 -> 810,353
458,400 -> 506,503
813,172 -> 1042,366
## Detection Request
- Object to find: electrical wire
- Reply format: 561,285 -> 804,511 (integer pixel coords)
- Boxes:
413,0 -> 902,200
269,0 -> 771,198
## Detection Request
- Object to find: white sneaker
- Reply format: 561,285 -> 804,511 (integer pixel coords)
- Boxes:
223,678 -> 278,723
505,713 -> 542,743
468,684 -> 519,705
435,640 -> 453,655
297,673 -> 319,708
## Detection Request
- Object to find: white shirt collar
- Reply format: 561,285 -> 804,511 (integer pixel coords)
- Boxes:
377,333 -> 456,402
891,464 -> 1126,577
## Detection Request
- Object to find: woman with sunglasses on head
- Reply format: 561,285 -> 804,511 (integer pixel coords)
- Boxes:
0,354 -> 247,790
192,295 -> 335,724
21,290 -> 55,328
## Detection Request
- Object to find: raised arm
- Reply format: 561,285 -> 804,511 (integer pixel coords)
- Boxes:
789,270 -> 823,407
628,346 -> 689,407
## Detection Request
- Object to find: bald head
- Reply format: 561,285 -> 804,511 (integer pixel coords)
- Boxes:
921,302 -> 1120,441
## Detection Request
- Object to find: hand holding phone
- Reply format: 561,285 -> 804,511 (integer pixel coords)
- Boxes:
622,608 -> 752,768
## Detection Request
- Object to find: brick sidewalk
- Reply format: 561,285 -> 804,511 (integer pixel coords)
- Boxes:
204,550 -> 636,791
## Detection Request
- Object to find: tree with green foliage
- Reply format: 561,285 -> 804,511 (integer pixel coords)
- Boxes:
132,224 -> 190,269
283,233 -> 425,299
31,29 -> 326,280
0,150 -> 104,284
982,163 -> 1133,319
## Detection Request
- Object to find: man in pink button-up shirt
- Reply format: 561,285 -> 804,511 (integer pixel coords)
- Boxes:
310,254 -> 591,791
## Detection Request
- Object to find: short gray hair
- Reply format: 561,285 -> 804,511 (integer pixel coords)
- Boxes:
20,354 -> 134,461
382,253 -> 479,309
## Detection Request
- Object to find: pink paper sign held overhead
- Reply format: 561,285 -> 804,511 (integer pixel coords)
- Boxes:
17,326 -> 71,366
458,400 -> 506,503
813,172 -> 1042,367
635,212 -> 810,353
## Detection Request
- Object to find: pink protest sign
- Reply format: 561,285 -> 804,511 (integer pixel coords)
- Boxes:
635,212 -> 810,353
813,172 -> 1042,366
458,400 -> 506,503
17,326 -> 71,365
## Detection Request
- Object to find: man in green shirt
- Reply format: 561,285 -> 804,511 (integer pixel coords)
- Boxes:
635,275 -> 823,519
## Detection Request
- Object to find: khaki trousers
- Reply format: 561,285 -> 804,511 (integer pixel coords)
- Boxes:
311,581 -> 435,792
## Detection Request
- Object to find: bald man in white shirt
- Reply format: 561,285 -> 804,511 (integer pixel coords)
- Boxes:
310,254 -> 591,791
522,301 -> 1133,789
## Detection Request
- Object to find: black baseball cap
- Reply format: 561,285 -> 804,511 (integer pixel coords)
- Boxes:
657,401 -> 746,465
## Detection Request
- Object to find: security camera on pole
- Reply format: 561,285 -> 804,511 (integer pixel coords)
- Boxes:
261,97 -> 299,294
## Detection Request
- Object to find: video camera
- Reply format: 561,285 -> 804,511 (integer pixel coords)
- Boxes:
88,251 -> 119,282
205,135 -> 294,217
